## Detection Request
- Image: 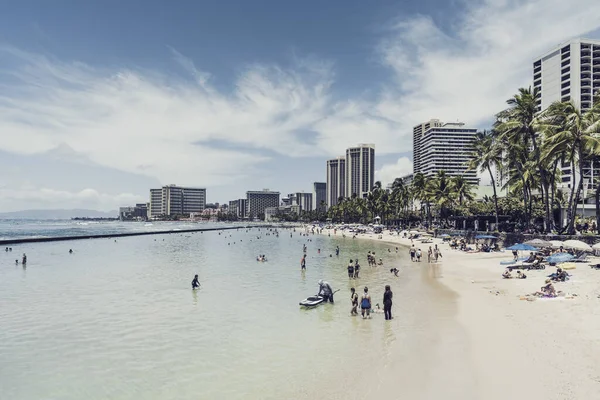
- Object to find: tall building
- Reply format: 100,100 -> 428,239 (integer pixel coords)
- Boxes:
148,185 -> 206,218
326,156 -> 346,207
413,119 -> 443,174
533,38 -> 600,113
290,192 -> 313,212
228,199 -> 247,219
313,182 -> 326,211
246,190 -> 280,219
346,144 -> 375,198
534,38 -> 600,191
412,120 -> 478,185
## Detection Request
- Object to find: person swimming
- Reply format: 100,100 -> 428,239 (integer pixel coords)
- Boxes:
390,267 -> 399,276
191,274 -> 200,289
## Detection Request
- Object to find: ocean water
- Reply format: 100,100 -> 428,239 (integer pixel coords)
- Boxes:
0,226 -> 473,399
0,219 -> 234,241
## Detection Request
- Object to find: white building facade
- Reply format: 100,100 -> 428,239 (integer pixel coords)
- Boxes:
412,120 -> 478,185
345,144 -> 375,198
534,38 -> 600,192
149,185 -> 206,218
326,156 -> 346,207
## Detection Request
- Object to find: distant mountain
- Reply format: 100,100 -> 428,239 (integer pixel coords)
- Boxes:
0,209 -> 119,220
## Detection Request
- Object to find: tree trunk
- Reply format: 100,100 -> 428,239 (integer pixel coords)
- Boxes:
487,165 -> 500,229
568,153 -> 585,235
566,157 -> 578,234
596,180 -> 600,235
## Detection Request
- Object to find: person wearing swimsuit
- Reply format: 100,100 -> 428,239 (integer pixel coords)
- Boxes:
354,260 -> 360,278
360,287 -> 371,319
191,274 -> 200,290
301,255 -> 306,270
350,288 -> 358,315
347,259 -> 354,278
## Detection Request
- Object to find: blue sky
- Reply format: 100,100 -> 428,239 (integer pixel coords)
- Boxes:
1,0 -> 600,211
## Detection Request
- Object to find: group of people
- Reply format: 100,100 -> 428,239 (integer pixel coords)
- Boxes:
502,269 -> 527,279
256,255 -> 268,262
366,251 -> 382,266
350,286 -> 393,320
347,259 -> 360,278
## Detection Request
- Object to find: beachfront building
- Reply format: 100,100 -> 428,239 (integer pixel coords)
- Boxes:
534,38 -> 600,192
228,199 -> 247,220
326,156 -> 346,207
345,144 -> 375,198
264,205 -> 300,222
287,192 -> 313,212
148,185 -> 206,218
119,203 -> 148,221
313,182 -> 326,211
412,120 -> 478,185
246,190 -> 280,220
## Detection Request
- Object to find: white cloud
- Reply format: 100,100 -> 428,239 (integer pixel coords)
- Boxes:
375,157 -> 413,187
0,0 -> 599,205
0,185 -> 145,212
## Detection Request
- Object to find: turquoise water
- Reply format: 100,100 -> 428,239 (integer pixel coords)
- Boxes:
0,227 -> 467,399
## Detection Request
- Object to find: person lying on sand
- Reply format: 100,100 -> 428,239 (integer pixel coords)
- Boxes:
516,271 -> 527,279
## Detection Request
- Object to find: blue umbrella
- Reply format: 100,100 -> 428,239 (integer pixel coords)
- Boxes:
506,243 -> 538,251
475,235 -> 498,239
547,253 -> 575,264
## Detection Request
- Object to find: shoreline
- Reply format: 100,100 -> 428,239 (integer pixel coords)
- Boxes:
322,228 -> 600,398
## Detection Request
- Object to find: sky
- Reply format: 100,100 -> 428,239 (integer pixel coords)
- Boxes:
1,0 -> 600,212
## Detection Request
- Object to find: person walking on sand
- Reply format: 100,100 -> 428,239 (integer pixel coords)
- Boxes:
350,288 -> 358,315
383,285 -> 393,320
360,287 -> 372,319
416,248 -> 422,262
409,246 -> 416,262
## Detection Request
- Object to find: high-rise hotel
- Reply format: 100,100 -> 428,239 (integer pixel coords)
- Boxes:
412,119 -> 478,185
326,144 -> 375,207
533,38 -> 600,191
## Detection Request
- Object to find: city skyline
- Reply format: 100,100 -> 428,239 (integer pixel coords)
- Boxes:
1,1 -> 600,212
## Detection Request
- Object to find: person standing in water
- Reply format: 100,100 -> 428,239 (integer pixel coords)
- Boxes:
301,255 -> 306,270
360,287 -> 371,319
22,253 -> 27,265
191,274 -> 200,290
350,288 -> 358,315
335,246 -> 340,256
347,259 -> 354,278
353,259 -> 360,278
383,285 -> 393,320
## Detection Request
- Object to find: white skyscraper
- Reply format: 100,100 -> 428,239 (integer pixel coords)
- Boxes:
534,38 -> 600,191
326,156 -> 346,207
534,38 -> 600,113
412,120 -> 478,185
345,144 -> 375,198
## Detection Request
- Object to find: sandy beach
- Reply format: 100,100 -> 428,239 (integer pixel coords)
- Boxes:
324,228 -> 600,399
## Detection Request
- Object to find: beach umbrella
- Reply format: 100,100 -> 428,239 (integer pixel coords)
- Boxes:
506,243 -> 538,251
592,242 -> 600,250
562,239 -> 592,251
547,253 -> 575,264
549,240 -> 565,249
524,239 -> 552,248
474,234 -> 498,239
409,230 -> 420,234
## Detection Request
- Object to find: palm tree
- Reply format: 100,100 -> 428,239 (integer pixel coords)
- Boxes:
468,130 -> 502,228
495,87 -> 552,231
411,172 -> 429,223
541,99 -> 600,234
451,175 -> 474,206
426,171 -> 454,224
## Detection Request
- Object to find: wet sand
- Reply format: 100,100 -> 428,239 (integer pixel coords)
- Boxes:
324,229 -> 600,399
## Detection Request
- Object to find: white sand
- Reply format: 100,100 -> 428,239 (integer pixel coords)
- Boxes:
320,228 -> 600,399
